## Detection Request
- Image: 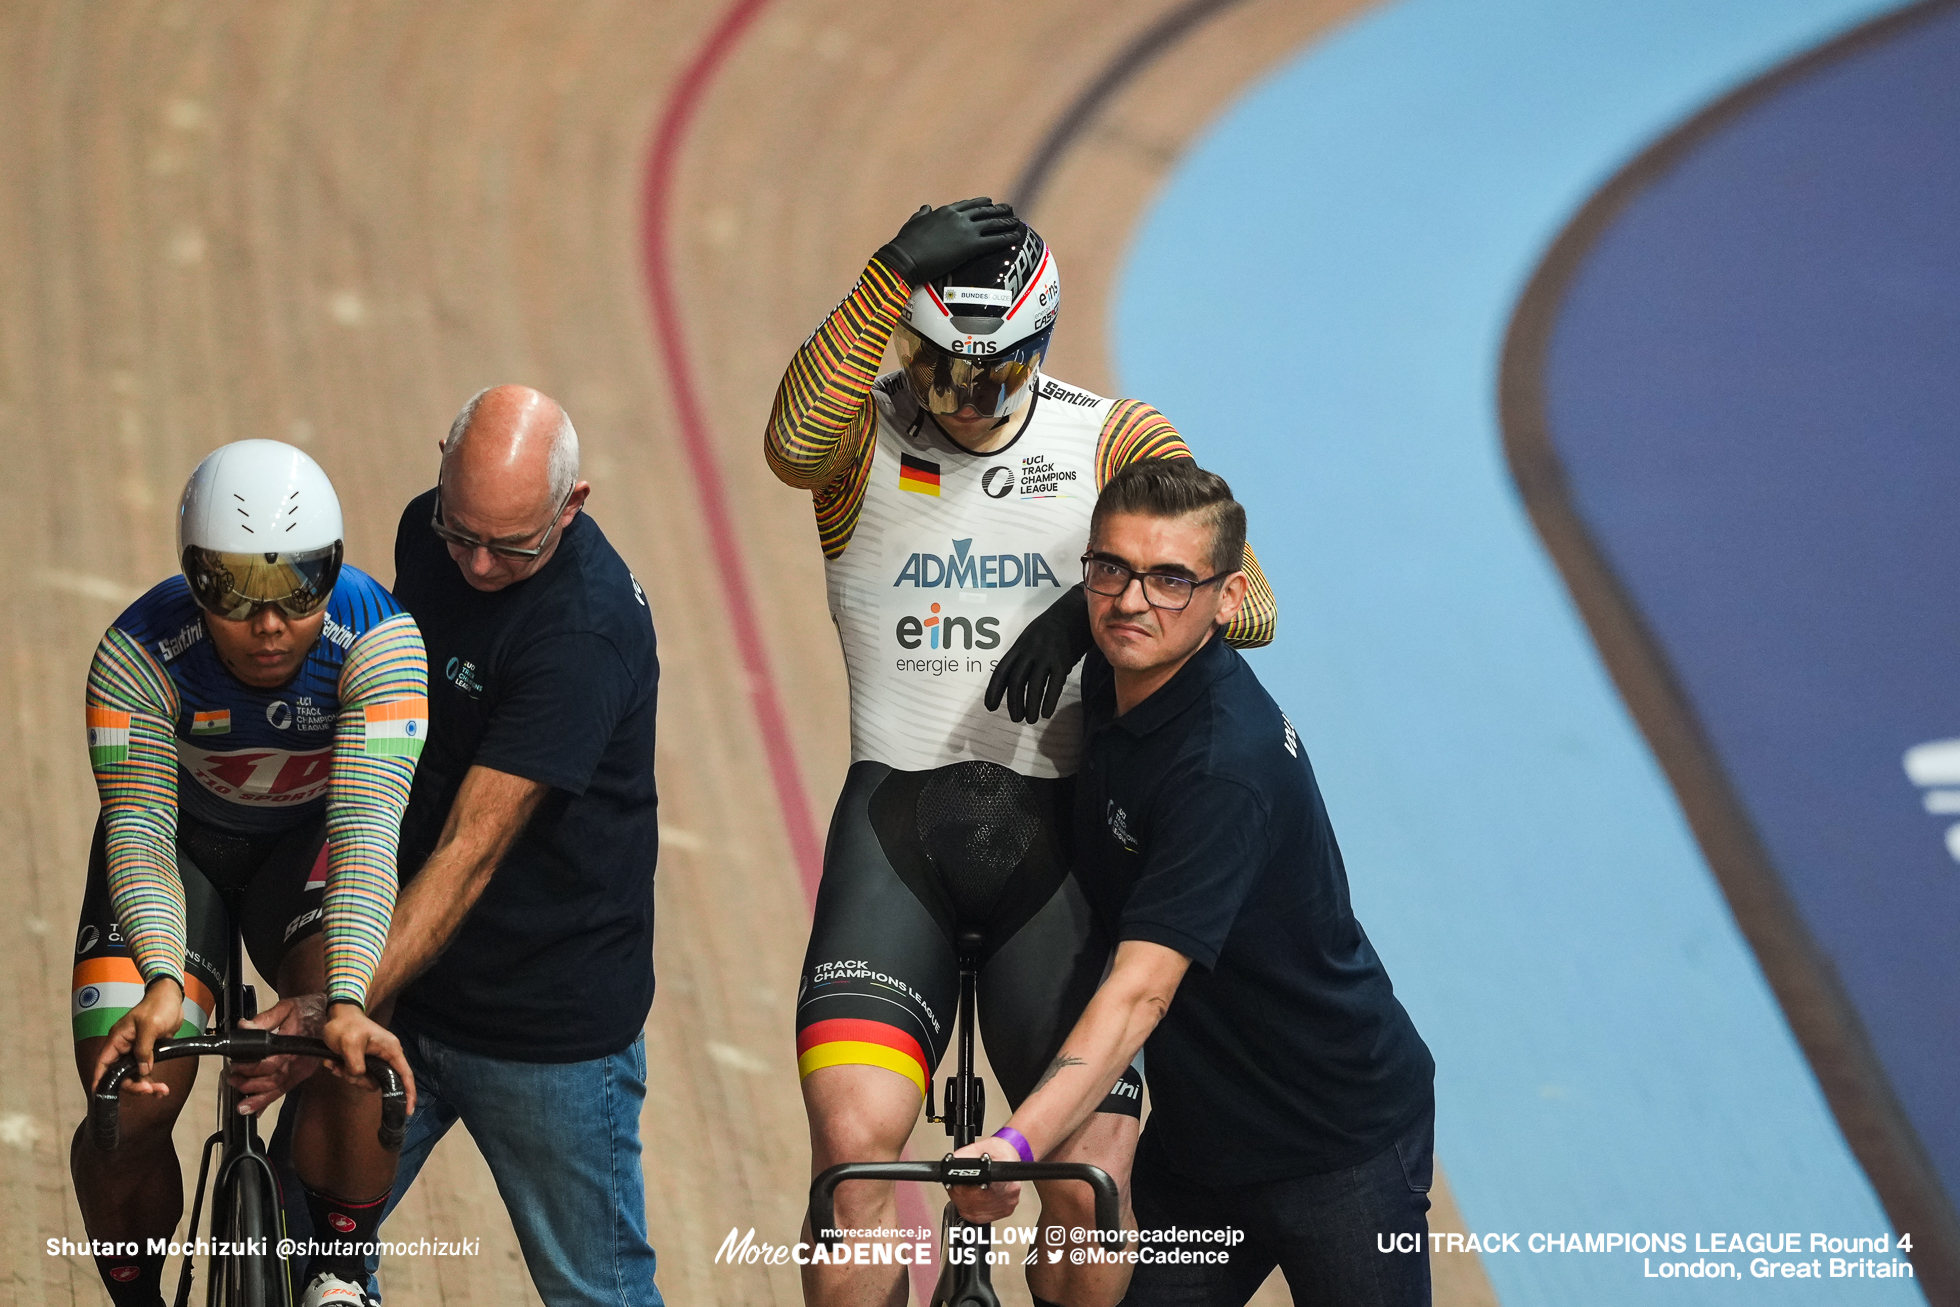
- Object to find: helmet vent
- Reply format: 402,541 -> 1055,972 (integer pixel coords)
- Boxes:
178,439 -> 343,559
949,316 -> 1002,335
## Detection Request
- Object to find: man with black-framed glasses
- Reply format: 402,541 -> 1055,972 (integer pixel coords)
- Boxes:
947,460 -> 1436,1307
767,200 -> 1283,1307
233,384 -> 666,1306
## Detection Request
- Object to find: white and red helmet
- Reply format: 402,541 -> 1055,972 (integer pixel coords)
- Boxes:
895,223 -> 1059,419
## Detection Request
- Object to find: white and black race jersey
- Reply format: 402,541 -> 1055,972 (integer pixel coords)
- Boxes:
826,374 -> 1109,776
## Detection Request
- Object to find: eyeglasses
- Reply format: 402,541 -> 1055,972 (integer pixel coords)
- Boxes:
430,485 -> 574,561
1081,555 -> 1228,612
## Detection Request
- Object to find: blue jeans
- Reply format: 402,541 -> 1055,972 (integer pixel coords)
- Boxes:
368,1028 -> 663,1307
1122,1103 -> 1434,1307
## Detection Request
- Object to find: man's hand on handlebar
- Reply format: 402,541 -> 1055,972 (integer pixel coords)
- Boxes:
321,1002 -> 416,1115
945,1136 -> 1027,1224
228,993 -> 326,1114
90,977 -> 185,1096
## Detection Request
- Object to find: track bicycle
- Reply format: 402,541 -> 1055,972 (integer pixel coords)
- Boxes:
810,929 -> 1122,1307
90,888 -> 407,1307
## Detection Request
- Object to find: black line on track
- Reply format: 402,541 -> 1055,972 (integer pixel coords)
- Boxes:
1497,3 -> 1960,1296
1011,0 -> 1250,215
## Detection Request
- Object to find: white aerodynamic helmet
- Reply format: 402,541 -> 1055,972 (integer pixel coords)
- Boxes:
178,440 -> 344,620
895,222 -> 1060,420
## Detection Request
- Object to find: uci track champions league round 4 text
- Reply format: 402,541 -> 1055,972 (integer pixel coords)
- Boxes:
1380,1227 -> 1918,1285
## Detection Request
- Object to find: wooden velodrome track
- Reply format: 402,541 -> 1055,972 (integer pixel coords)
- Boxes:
0,3 -> 1497,1304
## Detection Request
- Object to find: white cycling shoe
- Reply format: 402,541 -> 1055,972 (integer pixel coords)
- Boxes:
301,1271 -> 378,1307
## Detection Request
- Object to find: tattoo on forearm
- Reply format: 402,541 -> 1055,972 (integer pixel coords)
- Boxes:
1034,1053 -> 1086,1092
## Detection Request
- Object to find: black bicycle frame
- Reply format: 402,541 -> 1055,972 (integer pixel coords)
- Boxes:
809,932 -> 1120,1307
89,891 -> 406,1306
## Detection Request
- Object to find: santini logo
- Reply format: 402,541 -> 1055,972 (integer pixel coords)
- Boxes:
892,538 -> 1062,590
897,602 -> 1000,652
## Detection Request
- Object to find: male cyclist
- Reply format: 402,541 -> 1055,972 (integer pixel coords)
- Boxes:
70,440 -> 428,1307
765,199 -> 1276,1307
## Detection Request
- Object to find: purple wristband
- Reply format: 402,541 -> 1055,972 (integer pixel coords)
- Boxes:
993,1126 -> 1035,1163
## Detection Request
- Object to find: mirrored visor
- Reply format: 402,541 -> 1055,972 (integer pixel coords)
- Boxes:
182,542 -> 343,620
895,323 -> 1049,419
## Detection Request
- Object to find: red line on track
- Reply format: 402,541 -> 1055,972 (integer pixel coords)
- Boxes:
640,6 -> 941,1297
641,0 -> 825,905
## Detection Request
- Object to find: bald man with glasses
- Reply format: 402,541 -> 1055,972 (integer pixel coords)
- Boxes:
373,385 -> 664,1306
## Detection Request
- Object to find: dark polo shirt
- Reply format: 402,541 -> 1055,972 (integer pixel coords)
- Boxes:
1074,634 -> 1433,1184
392,489 -> 659,1063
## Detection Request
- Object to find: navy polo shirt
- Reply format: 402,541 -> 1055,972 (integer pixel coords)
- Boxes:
392,489 -> 660,1063
1075,634 -> 1434,1184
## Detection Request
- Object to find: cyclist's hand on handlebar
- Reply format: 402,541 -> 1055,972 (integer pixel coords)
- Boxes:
229,993 -> 326,1115
92,977 -> 185,1096
321,1004 -> 416,1115
946,1137 -> 1026,1224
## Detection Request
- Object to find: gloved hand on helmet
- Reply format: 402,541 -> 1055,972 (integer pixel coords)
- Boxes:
876,198 -> 1021,288
985,584 -> 1095,723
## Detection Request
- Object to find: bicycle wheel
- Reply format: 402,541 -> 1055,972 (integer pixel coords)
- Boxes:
218,1157 -> 291,1307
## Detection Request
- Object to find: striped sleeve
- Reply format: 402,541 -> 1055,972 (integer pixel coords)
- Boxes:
324,612 -> 428,1007
764,258 -> 912,553
1094,398 -> 1193,479
87,628 -> 186,986
1094,401 -> 1280,648
1220,543 -> 1278,647
811,421 -> 880,560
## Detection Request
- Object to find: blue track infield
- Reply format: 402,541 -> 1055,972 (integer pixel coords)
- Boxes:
1115,1 -> 1925,1304
1533,1 -> 1960,1215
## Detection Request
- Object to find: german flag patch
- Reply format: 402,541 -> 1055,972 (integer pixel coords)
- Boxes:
898,453 -> 940,496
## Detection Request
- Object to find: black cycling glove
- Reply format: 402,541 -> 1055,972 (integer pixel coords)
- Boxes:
875,198 -> 1021,287
985,584 -> 1095,723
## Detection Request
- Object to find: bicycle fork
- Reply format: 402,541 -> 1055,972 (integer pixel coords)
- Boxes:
924,936 -> 997,1307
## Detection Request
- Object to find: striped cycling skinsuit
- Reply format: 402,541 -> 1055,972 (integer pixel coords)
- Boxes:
72,567 -> 427,1040
768,255 -> 1277,1109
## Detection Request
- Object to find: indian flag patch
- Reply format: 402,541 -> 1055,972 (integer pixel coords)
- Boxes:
86,707 -> 130,767
190,709 -> 230,736
364,697 -> 429,758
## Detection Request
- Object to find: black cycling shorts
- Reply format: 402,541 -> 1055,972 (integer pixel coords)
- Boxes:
71,811 -> 328,1042
795,759 -> 1142,1116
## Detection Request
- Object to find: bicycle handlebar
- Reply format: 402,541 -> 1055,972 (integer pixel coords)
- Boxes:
809,1156 -> 1120,1241
90,1031 -> 408,1153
